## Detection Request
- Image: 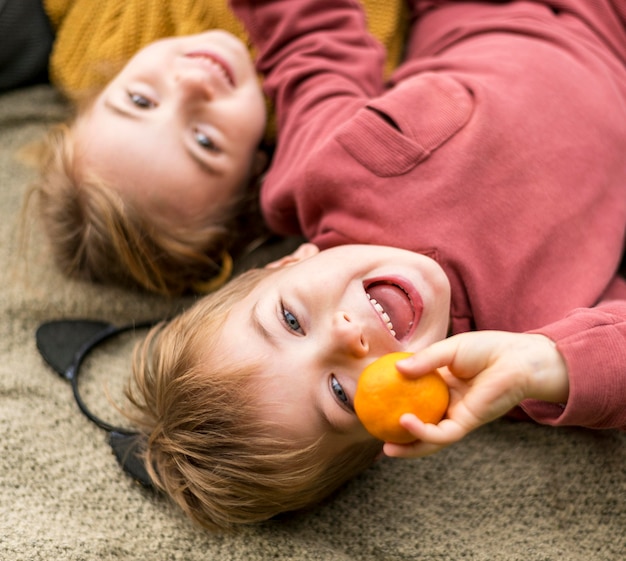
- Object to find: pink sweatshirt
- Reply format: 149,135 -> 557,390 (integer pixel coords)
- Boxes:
231,0 -> 626,429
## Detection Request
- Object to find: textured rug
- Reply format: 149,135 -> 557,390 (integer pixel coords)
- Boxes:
1,85 -> 625,561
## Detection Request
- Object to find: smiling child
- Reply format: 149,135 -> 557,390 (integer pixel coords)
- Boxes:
125,243 -> 454,530
26,0 -> 408,295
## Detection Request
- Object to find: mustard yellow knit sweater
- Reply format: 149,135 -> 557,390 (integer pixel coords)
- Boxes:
44,0 -> 408,99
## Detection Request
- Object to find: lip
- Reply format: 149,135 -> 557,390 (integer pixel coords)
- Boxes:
363,276 -> 423,342
184,51 -> 236,87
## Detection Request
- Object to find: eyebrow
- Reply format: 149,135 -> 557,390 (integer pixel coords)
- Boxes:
104,98 -> 141,120
318,402 -> 345,435
251,301 -> 278,348
185,145 -> 218,176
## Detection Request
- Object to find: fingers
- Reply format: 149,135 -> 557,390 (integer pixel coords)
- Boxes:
383,440 -> 445,458
398,331 -> 503,381
381,414 -> 468,458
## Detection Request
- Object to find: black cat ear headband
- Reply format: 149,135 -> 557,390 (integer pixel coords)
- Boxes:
35,319 -> 159,489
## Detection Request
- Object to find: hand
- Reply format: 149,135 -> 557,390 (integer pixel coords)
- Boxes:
384,331 -> 569,458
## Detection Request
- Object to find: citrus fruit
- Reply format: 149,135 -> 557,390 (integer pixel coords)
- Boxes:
354,352 -> 449,443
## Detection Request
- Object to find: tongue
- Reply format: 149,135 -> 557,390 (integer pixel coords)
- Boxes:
367,283 -> 414,339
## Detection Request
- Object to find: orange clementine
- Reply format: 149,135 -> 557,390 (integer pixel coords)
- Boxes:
354,352 -> 449,444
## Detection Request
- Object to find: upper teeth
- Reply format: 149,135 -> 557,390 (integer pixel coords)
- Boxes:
192,55 -> 233,86
367,294 -> 396,337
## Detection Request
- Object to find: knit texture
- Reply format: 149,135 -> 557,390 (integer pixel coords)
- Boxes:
44,0 -> 407,98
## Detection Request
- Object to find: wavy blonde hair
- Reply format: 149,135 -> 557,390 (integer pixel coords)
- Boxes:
125,268 -> 382,531
25,112 -> 267,296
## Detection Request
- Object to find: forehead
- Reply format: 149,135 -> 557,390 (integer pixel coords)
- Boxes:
74,108 -> 233,224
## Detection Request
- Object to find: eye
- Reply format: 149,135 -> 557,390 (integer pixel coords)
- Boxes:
281,305 -> 303,334
128,91 -> 155,108
330,375 -> 353,411
194,129 -> 221,153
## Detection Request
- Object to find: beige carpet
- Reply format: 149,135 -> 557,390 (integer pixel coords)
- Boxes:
1,85 -> 625,561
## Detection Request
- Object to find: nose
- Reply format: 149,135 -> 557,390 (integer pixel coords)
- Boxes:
331,311 -> 369,358
174,69 -> 213,102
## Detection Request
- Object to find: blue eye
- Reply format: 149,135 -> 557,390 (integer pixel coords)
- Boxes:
330,375 -> 353,411
128,92 -> 155,108
281,306 -> 303,334
194,129 -> 220,152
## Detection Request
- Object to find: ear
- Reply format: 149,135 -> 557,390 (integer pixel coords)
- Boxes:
265,243 -> 320,269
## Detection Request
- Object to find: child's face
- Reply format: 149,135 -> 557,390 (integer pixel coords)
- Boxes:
75,30 -> 267,228
217,244 -> 451,454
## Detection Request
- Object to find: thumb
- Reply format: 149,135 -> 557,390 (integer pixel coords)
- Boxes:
395,339 -> 458,377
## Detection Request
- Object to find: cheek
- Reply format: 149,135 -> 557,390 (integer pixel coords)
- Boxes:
421,269 -> 451,321
237,91 -> 268,142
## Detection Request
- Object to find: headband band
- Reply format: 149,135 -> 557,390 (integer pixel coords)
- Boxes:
35,318 -> 159,488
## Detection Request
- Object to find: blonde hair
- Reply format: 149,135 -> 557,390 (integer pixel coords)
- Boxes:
26,114 -> 267,296
125,268 -> 382,531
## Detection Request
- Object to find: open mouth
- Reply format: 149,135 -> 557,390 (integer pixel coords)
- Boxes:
185,51 -> 236,87
364,278 -> 423,341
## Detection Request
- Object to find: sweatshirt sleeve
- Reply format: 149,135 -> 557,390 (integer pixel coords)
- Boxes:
229,0 -> 386,134
521,282 -> 626,430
